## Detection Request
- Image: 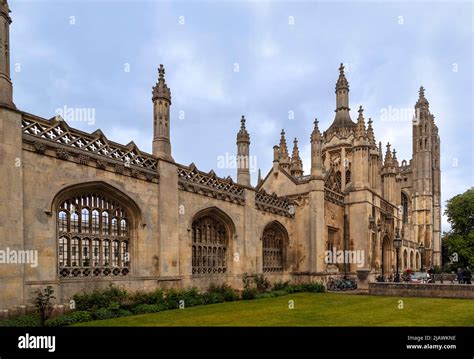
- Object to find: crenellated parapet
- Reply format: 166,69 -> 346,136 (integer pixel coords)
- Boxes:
255,189 -> 295,218
21,112 -> 159,182
177,163 -> 245,205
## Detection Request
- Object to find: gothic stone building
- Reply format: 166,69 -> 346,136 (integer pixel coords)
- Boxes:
0,2 -> 441,310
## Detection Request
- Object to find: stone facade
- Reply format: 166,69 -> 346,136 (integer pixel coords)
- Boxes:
0,2 -> 441,310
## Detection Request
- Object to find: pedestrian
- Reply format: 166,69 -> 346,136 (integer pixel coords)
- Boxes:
456,268 -> 464,284
464,267 -> 472,285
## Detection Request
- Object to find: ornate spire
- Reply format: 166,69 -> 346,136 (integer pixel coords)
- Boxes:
279,129 -> 289,159
236,115 -> 250,143
258,168 -> 262,183
384,143 -> 393,166
392,148 -> 399,166
278,129 -> 291,170
152,64 -> 171,102
236,115 -> 251,186
290,138 -> 303,177
366,118 -> 376,147
336,63 -> 349,91
311,118 -> 322,142
415,86 -> 429,110
355,105 -> 367,139
327,63 -> 355,136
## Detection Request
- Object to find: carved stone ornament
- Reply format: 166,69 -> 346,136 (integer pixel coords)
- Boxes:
33,141 -> 46,154
56,148 -> 69,160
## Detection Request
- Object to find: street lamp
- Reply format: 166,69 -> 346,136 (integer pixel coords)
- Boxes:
419,243 -> 425,272
393,229 -> 402,282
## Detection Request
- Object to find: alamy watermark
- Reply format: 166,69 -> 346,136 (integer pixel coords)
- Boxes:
55,105 -> 96,125
379,106 -> 421,124
217,152 -> 257,172
324,247 -> 365,268
0,247 -> 38,268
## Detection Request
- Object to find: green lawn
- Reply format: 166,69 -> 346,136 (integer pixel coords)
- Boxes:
75,293 -> 474,327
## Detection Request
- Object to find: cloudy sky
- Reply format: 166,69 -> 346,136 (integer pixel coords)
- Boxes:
10,0 -> 473,231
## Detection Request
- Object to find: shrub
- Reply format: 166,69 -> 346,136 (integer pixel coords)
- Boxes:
287,282 -> 325,293
131,304 -> 166,314
272,280 -> 291,291
163,287 -> 203,309
207,284 -> 238,302
130,289 -> 165,306
179,287 -> 202,307
242,273 -> 252,290
241,288 -> 257,300
46,311 -> 92,327
0,314 -> 40,327
254,275 -> 271,293
73,285 -> 129,311
90,308 -> 117,321
270,290 -> 288,297
32,286 -> 56,327
200,292 -> 224,305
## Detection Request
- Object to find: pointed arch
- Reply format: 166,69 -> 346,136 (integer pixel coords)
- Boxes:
51,181 -> 141,279
381,235 -> 392,278
262,220 -> 289,273
401,191 -> 410,223
190,207 -> 235,275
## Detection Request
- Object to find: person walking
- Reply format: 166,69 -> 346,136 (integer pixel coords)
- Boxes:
464,267 -> 472,285
456,268 -> 464,284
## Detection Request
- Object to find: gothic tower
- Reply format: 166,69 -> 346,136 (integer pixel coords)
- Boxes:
412,87 -> 441,266
152,64 -> 172,160
236,115 -> 250,186
0,0 -> 14,108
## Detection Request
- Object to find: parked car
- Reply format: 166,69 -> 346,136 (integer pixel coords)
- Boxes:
409,272 -> 432,283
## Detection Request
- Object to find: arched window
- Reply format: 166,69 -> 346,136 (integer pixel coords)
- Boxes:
81,208 -> 90,233
82,238 -> 91,266
262,222 -> 287,273
57,192 -> 131,278
403,250 -> 408,269
92,239 -> 100,267
102,211 -> 109,235
401,192 -> 409,223
59,236 -> 68,267
91,210 -> 100,234
102,239 -> 110,266
71,238 -> 79,267
111,218 -> 118,236
112,240 -> 120,267
192,214 -> 228,275
120,219 -> 127,236
71,212 -> 79,232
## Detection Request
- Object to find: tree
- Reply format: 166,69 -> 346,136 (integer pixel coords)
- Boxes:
443,188 -> 474,269
33,286 -> 56,327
